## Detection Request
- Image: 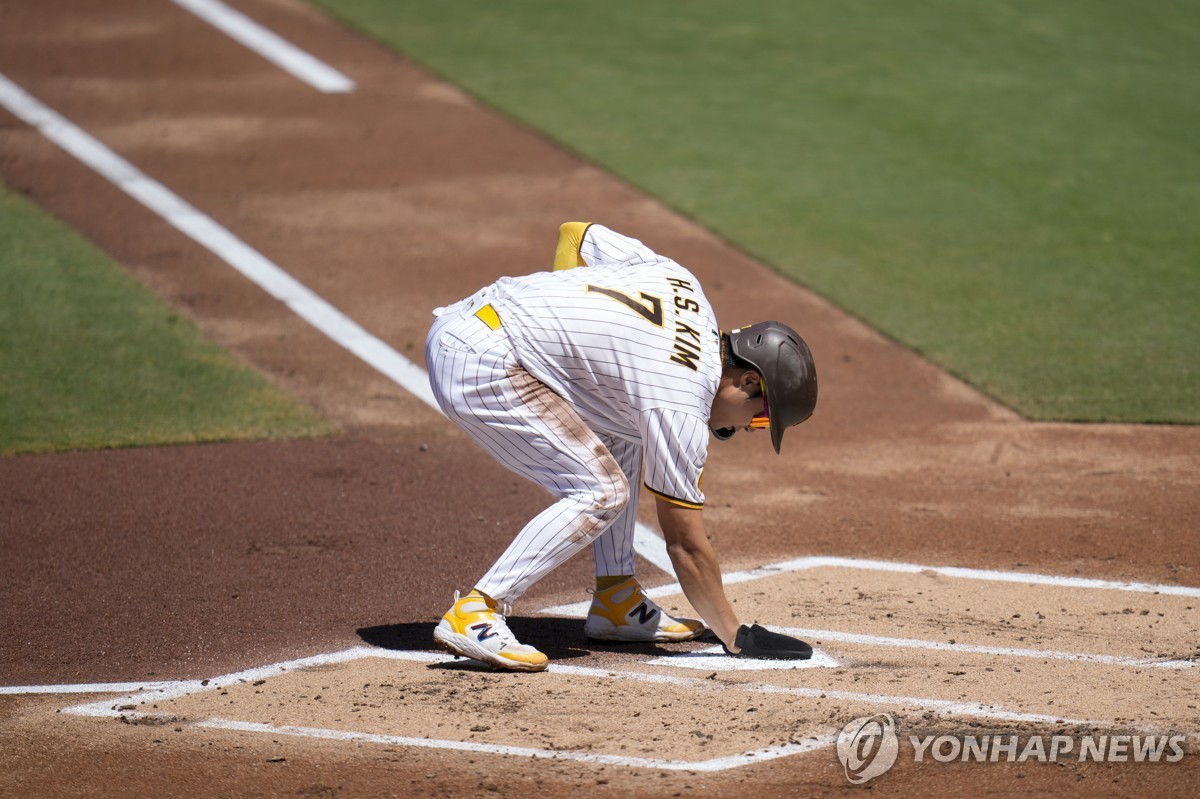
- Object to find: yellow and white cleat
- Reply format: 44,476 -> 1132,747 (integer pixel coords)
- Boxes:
584,578 -> 705,643
433,591 -> 549,672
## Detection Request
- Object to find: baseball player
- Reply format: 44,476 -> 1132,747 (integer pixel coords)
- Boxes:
426,223 -> 818,671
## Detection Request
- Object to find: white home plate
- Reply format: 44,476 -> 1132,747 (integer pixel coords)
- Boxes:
648,645 -> 839,671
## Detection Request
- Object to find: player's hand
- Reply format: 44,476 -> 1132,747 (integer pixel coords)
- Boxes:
725,624 -> 813,660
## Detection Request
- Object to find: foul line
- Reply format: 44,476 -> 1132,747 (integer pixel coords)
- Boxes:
170,0 -> 354,93
0,73 -> 434,408
632,524 -> 672,572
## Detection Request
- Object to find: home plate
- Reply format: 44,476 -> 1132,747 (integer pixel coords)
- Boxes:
647,645 -> 839,671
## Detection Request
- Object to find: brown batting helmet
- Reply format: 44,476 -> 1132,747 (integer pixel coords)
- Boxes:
721,321 -> 817,453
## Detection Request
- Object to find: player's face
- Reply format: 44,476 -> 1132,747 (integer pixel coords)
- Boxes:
709,371 -> 765,432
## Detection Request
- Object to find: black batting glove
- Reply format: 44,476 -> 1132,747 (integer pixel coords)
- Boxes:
726,623 -> 813,660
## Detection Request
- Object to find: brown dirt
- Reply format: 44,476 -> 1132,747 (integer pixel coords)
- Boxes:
1,0 -> 1197,796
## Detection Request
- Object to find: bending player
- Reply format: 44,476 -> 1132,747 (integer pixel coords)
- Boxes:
425,223 -> 818,671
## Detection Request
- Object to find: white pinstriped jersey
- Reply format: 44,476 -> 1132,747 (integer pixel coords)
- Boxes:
485,225 -> 722,507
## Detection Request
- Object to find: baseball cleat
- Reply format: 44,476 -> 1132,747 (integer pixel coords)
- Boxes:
433,590 -> 548,672
584,577 -> 705,642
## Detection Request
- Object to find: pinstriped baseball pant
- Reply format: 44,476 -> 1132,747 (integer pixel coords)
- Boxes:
425,295 -> 641,603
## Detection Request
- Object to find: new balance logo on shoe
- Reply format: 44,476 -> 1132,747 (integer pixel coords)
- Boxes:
628,602 -> 659,625
471,622 -> 498,641
584,579 -> 703,643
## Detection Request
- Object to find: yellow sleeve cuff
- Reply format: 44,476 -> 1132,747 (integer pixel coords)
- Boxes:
644,484 -> 704,510
553,222 -> 591,271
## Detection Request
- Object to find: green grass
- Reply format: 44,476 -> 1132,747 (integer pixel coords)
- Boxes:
0,184 -> 335,455
313,0 -> 1199,422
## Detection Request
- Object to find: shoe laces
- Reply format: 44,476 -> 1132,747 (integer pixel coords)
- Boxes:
485,610 -> 524,647
452,589 -> 513,619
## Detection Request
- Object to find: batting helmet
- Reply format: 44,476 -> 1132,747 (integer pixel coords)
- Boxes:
723,321 -> 817,454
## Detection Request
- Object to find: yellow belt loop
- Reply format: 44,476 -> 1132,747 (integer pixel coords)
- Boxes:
474,303 -> 502,330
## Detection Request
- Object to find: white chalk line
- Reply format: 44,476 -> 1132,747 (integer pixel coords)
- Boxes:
633,523 -> 673,573
776,627 -> 1196,670
0,681 -> 187,696
0,73 -> 435,413
56,647 -> 1117,772
542,554 -> 1200,618
170,0 -> 354,93
61,646 -> 399,717
192,719 -> 838,773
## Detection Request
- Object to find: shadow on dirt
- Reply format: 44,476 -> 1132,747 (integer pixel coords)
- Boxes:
357,617 -> 705,665
357,618 -> 591,662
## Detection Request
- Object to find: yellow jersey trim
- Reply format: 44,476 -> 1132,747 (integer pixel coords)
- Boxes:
644,484 -> 704,510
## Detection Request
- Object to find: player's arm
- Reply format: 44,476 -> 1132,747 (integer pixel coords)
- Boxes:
640,409 -> 740,649
655,498 -> 743,652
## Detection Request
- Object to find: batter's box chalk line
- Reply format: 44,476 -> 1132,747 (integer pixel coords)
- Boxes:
57,647 -> 1108,773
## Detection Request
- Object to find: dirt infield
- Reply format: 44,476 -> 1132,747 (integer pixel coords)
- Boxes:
1,1 -> 1198,796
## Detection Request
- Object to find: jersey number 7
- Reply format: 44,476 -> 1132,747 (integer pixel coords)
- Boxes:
586,284 -> 664,327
